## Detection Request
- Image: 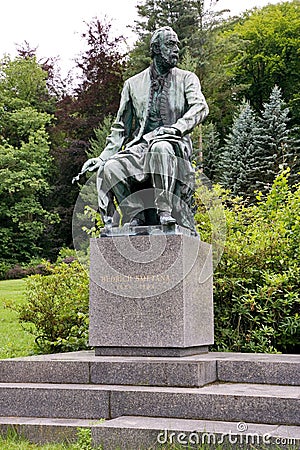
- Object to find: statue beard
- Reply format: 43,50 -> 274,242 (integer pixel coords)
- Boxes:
155,53 -> 178,73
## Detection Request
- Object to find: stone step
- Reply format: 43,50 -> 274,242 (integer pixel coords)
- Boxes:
109,382 -> 300,426
92,416 -> 300,450
0,382 -> 299,425
0,351 -> 299,386
0,416 -> 299,449
0,383 -> 109,420
0,351 -> 217,388
214,352 -> 300,386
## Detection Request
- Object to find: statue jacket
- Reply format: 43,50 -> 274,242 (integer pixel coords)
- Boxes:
100,66 -> 209,162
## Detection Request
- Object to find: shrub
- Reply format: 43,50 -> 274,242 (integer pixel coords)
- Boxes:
18,259 -> 89,353
0,261 -> 12,280
5,263 -> 50,279
195,170 -> 300,353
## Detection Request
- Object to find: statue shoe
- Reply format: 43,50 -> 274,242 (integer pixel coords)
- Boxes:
159,211 -> 176,225
129,217 -> 145,227
103,216 -> 113,229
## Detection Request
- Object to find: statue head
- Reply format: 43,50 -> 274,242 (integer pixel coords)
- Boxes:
150,26 -> 180,69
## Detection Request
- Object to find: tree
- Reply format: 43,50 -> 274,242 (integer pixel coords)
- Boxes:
220,1 -> 300,119
258,85 -> 299,190
218,100 -> 264,199
47,19 -> 125,252
40,140 -> 88,257
0,56 -> 57,265
127,0 -> 213,76
0,55 -> 51,114
56,18 -> 125,142
16,40 -> 65,104
202,122 -> 221,182
218,86 -> 299,199
87,115 -> 114,159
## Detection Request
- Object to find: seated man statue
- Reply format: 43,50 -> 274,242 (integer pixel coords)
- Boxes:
76,26 -> 209,232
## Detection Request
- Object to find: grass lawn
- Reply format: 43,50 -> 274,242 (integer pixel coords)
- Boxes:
0,429 -> 92,449
0,436 -> 73,450
0,278 -> 35,359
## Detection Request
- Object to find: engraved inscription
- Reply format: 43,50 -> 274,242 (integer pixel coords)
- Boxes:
99,274 -> 171,291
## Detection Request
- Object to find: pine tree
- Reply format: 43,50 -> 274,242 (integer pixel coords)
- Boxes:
218,87 -> 299,199
258,85 -> 300,189
218,101 -> 264,199
87,115 -> 114,159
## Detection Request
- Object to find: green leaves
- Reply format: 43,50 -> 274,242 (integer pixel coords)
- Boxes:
19,258 -> 89,353
0,55 -> 57,264
0,55 -> 49,111
205,170 -> 300,353
221,1 -> 300,112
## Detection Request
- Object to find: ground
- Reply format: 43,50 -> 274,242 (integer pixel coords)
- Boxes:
0,279 -> 35,359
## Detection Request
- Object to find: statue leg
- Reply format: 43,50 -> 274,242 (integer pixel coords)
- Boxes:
102,158 -> 145,224
148,141 -> 177,216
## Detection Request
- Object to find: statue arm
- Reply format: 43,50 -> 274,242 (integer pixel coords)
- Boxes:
172,72 -> 209,136
72,81 -> 133,183
100,80 -> 133,161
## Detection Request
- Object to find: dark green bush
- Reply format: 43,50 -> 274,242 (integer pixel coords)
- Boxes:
18,259 -> 89,353
5,263 -> 50,279
0,261 -> 11,280
195,170 -> 300,353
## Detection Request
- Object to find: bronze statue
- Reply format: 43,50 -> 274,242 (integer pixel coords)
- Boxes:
75,26 -> 209,232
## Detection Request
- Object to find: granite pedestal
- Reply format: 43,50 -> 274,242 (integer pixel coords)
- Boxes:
89,232 -> 213,357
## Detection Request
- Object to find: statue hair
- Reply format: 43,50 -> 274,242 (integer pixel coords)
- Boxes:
150,26 -> 177,58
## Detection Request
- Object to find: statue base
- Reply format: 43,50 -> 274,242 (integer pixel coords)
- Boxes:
100,223 -> 195,237
94,345 -> 209,357
89,232 -> 214,357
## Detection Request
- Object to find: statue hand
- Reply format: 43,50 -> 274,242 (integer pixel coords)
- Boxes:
81,157 -> 104,173
156,127 -> 179,136
72,157 -> 104,184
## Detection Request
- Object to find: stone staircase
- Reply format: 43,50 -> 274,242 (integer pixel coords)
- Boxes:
0,351 -> 299,448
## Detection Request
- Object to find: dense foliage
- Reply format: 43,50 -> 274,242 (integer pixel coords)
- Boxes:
43,19 -> 124,255
196,170 -> 300,353
18,256 -> 89,353
0,56 -> 58,268
223,1 -> 300,118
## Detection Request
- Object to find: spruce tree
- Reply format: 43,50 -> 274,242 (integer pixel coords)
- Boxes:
258,85 -> 299,189
218,101 -> 264,199
218,87 -> 299,200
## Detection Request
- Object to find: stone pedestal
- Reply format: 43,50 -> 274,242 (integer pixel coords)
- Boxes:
89,233 -> 213,356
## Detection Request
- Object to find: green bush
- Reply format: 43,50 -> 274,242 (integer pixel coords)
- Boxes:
0,261 -> 11,280
18,259 -> 89,353
195,170 -> 300,353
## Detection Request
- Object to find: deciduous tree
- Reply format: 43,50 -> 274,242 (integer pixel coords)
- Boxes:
0,56 -> 57,264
